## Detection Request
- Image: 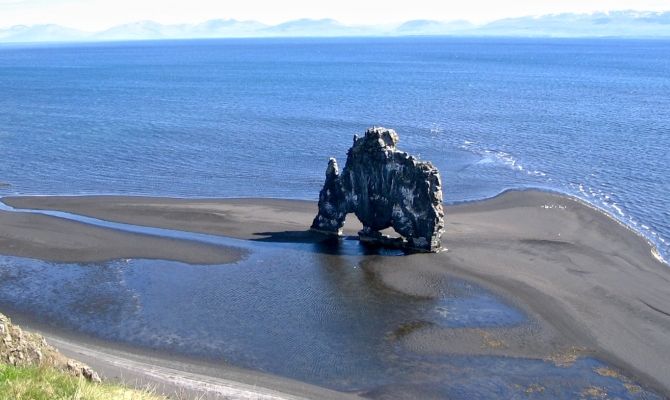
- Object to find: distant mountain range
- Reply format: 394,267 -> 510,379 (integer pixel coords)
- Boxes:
2,11 -> 670,43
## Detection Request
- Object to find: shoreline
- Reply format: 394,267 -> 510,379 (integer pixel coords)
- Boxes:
3,186 -> 667,266
0,303 -> 357,400
1,190 -> 670,397
452,187 -> 670,267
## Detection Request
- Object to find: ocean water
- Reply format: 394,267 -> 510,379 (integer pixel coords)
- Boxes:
0,37 -> 668,260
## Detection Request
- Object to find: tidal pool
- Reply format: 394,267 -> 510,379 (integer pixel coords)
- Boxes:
0,243 -> 525,388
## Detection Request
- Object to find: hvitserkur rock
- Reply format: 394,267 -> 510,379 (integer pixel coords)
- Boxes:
311,127 -> 445,252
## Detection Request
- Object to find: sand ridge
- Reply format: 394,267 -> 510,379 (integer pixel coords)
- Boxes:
0,208 -> 246,265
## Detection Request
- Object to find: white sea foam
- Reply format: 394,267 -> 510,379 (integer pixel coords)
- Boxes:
460,141 -> 548,179
652,248 -> 668,265
611,203 -> 625,217
566,181 -> 669,266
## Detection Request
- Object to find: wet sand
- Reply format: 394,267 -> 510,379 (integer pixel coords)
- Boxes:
3,190 -> 670,397
0,210 -> 246,264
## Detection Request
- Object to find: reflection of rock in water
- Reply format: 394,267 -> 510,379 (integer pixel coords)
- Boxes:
311,127 -> 445,252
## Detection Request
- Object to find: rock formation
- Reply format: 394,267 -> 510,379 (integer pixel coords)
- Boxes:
0,312 -> 101,382
311,127 -> 445,252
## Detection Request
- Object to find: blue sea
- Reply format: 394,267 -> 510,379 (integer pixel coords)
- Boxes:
0,37 -> 669,261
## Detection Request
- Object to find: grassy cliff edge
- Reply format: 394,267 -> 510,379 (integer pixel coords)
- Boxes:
0,312 -> 168,400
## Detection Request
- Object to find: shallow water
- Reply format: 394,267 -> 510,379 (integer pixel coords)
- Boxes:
0,250 -> 526,388
0,37 -> 668,261
364,356 -> 661,400
0,251 -> 660,398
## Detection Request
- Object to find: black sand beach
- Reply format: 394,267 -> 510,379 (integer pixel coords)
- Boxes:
1,190 -> 669,398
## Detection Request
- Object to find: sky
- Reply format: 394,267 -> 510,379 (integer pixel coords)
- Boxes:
2,0 -> 670,31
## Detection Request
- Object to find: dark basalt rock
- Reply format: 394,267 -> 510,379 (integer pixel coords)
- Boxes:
311,127 -> 445,252
311,158 -> 347,235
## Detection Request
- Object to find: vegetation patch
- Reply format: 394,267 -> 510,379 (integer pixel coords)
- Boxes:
1,312 -> 167,400
0,364 -> 166,400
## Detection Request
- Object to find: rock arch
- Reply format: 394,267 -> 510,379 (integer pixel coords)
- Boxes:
310,127 -> 445,252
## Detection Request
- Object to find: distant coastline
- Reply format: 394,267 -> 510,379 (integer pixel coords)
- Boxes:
2,10 -> 670,43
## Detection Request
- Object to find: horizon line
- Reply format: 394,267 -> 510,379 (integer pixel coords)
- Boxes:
3,8 -> 670,32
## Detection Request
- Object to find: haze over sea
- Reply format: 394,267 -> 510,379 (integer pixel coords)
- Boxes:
0,37 -> 668,261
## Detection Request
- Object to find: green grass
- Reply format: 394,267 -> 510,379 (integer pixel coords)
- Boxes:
0,363 -> 167,400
